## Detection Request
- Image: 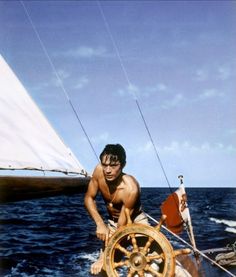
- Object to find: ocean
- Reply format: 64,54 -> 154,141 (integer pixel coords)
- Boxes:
0,188 -> 235,277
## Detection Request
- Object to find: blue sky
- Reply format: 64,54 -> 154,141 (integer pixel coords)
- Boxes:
0,1 -> 235,187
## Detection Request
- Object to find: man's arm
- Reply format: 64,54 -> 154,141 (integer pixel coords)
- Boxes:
84,167 -> 109,242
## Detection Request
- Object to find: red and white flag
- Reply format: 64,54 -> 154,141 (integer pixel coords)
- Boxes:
161,184 -> 190,234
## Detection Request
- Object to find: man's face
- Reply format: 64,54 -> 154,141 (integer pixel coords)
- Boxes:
101,154 -> 122,182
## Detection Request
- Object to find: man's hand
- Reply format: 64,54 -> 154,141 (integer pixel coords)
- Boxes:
96,222 -> 109,245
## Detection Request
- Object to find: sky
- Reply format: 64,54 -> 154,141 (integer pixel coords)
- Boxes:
0,1 -> 235,187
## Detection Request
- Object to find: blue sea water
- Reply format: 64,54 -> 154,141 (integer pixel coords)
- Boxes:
0,188 -> 236,277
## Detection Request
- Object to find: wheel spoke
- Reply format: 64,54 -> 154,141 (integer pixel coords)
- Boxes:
114,259 -> 129,269
129,233 -> 139,251
142,236 -> 154,254
145,264 -> 162,276
115,242 -> 131,257
137,270 -> 145,277
127,267 -> 136,277
147,253 -> 164,262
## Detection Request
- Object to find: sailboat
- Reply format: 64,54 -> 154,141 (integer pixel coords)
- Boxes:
0,54 -> 90,203
1,55 -> 235,276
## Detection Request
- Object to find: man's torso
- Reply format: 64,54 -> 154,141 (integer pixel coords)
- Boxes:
94,165 -> 142,221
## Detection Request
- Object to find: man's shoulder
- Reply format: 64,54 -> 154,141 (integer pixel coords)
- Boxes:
122,174 -> 137,182
90,164 -> 103,181
93,164 -> 103,174
122,174 -> 139,190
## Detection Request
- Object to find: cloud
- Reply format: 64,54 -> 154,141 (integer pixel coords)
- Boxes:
63,46 -> 107,58
117,82 -> 168,99
137,140 -> 236,156
145,83 -> 168,96
27,69 -> 71,92
127,139 -> 236,187
217,65 -> 231,80
225,129 -> 236,137
39,70 -> 89,91
199,88 -> 224,100
137,141 -> 153,153
51,69 -> 70,88
57,69 -> 70,80
155,83 -> 167,92
194,65 -> 233,82
90,132 -> 110,144
73,76 -> 89,90
32,81 -> 50,91
117,83 -> 139,99
161,93 -> 184,109
194,69 -> 208,81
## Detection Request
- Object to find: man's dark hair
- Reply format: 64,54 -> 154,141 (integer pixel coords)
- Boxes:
99,144 -> 126,168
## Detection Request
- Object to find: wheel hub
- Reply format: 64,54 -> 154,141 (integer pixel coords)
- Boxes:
130,252 -> 147,270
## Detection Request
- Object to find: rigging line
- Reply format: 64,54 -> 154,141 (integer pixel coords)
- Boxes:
98,2 -> 197,251
135,99 -> 172,189
20,1 -> 99,162
146,214 -> 236,277
97,1 -> 132,89
97,1 -> 172,190
98,3 -> 193,245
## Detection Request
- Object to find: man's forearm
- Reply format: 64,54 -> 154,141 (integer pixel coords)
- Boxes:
85,196 -> 104,226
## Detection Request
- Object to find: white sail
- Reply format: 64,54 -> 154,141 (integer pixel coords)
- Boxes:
0,55 -> 87,175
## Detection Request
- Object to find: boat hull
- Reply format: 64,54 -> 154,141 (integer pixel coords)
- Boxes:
0,175 -> 90,203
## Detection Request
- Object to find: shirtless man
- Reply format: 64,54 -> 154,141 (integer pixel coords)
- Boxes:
84,144 -> 148,275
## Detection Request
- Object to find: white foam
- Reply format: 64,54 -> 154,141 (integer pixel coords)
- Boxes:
225,227 -> 236,234
77,252 -> 99,262
210,217 -> 236,227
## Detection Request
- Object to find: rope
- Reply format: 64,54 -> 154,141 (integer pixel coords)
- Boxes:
215,252 -> 236,266
146,213 -> 236,277
20,1 -> 99,162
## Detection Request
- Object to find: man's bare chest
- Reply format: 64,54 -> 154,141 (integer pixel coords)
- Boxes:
99,181 -> 124,204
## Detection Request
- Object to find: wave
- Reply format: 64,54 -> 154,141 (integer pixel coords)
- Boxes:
73,251 -> 99,262
225,227 -> 236,234
209,217 -> 236,227
70,251 -> 100,277
210,217 -> 236,234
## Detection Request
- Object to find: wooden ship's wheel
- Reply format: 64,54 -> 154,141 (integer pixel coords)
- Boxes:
103,210 -> 191,277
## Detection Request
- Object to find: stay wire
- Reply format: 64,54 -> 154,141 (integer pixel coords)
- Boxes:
98,0 -> 196,250
20,1 -> 99,162
97,1 -> 172,190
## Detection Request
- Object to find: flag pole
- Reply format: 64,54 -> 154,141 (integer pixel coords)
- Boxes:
178,175 -> 197,251
178,175 -> 203,270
